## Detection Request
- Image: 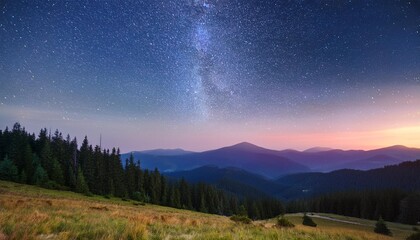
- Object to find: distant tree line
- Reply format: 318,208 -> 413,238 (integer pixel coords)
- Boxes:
0,123 -> 283,220
286,189 -> 420,225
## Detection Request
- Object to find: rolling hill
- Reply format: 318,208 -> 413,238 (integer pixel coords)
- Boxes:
276,159 -> 420,199
165,165 -> 286,198
166,159 -> 420,201
0,180 -> 416,240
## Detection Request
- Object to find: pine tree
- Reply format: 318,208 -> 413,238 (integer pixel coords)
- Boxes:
374,217 -> 391,235
302,213 -> 317,227
80,137 -> 95,192
249,202 -> 260,220
67,163 -> 76,189
160,175 -> 168,205
51,158 -> 64,185
79,137 -> 89,170
9,123 -> 25,171
199,193 -> 208,213
32,164 -> 48,186
0,155 -> 18,181
238,205 -> 247,217
126,153 -> 137,197
23,143 -> 34,183
64,137 -> 77,188
40,142 -> 54,178
75,167 -> 90,195
112,148 -> 127,197
150,168 -> 162,204
179,178 -> 192,209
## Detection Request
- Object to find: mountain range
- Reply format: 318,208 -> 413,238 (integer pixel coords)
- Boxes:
121,142 -> 420,200
275,159 -> 420,199
166,160 -> 420,200
165,165 -> 287,199
121,142 -> 420,178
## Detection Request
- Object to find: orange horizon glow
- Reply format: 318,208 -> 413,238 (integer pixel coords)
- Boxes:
1,90 -> 420,153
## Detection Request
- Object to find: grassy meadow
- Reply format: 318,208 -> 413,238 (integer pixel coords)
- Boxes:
0,180 -> 417,240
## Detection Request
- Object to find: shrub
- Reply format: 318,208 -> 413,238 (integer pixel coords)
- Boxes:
407,232 -> 420,240
132,191 -> 149,202
133,202 -> 146,206
230,215 -> 252,224
374,217 -> 391,236
45,180 -> 63,190
302,213 -> 317,227
276,216 -> 295,228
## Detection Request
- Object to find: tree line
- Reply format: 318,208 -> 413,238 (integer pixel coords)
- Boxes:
286,189 -> 420,225
0,123 -> 283,220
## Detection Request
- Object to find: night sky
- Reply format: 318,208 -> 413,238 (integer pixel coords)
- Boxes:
1,0 -> 419,151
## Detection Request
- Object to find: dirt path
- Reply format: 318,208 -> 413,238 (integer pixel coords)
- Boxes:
309,214 -> 368,226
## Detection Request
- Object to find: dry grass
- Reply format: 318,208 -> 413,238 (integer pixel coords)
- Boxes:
0,181 -> 415,239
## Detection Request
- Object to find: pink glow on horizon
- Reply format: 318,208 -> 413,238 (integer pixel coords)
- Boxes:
1,90 -> 420,153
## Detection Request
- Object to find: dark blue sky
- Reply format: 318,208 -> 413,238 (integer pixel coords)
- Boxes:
1,0 -> 419,151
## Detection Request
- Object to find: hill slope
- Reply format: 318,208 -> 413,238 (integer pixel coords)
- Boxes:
276,159 -> 420,199
165,165 -> 287,198
0,180 -> 412,240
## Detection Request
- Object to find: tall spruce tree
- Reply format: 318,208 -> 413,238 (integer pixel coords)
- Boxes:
32,164 -> 48,187
0,155 -> 18,181
22,143 -> 34,184
75,167 -> 90,195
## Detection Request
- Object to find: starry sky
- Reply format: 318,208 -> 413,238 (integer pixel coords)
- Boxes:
1,0 -> 420,152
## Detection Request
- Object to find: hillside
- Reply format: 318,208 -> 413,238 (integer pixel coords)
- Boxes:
165,165 -> 287,198
276,159 -> 420,199
165,160 -> 420,200
0,180 -> 415,240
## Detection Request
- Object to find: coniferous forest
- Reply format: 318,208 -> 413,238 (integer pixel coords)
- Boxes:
286,189 -> 420,225
0,123 -> 284,220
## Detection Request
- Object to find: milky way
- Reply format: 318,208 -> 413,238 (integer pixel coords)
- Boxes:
188,0 -> 243,120
191,0 -> 214,118
0,0 -> 419,151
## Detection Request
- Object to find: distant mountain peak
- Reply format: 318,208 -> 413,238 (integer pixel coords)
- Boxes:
303,147 -> 334,153
233,141 -> 260,148
225,142 -> 269,152
383,145 -> 408,150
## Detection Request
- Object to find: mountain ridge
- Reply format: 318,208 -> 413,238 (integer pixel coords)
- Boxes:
121,142 -> 420,177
